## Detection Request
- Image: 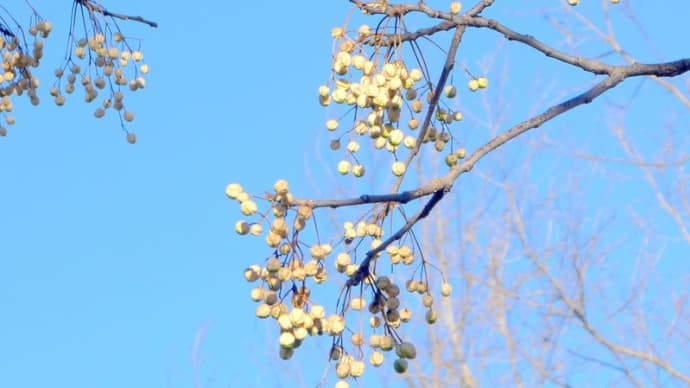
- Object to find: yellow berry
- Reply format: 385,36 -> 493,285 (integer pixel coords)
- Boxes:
297,205 -> 312,220
279,331 -> 296,349
391,161 -> 406,176
249,223 -> 263,236
346,140 -> 360,153
337,160 -> 351,175
350,297 -> 366,311
450,1 -> 462,14
477,76 -> 488,89
255,303 -> 271,318
273,179 -> 289,195
441,282 -> 453,297
568,0 -> 579,5
370,351 -> 384,367
352,164 -> 365,177
444,85 -> 457,98
243,265 -> 261,282
409,68 -> 423,81
388,129 -> 404,146
240,200 -> 258,216
331,27 -> 345,39
250,287 -> 265,302
350,360 -> 365,377
468,79 -> 479,91
225,183 -> 243,199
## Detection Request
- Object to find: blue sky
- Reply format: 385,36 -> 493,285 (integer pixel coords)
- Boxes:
1,1 -> 689,387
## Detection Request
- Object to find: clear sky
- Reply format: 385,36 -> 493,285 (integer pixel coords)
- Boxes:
1,1 -> 689,387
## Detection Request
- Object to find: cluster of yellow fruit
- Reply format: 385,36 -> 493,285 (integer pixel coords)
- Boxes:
52,29 -> 149,144
0,21 -> 52,136
228,177 -> 455,384
320,21 -> 478,178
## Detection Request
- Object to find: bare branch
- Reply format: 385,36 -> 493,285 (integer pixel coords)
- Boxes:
76,0 -> 158,28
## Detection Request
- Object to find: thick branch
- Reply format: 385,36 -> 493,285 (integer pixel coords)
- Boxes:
346,188 -> 446,287
350,3 -> 690,78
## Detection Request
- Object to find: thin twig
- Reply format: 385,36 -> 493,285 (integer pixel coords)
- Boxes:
76,0 -> 158,28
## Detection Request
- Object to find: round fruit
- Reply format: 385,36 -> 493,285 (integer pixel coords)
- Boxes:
391,161 -> 406,176
450,2 -> 462,14
393,358 -> 408,373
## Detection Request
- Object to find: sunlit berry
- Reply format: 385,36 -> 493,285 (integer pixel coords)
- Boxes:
450,1 -> 462,14
370,351 -> 384,367
331,27 -> 345,39
391,161 -> 406,176
350,360 -> 365,377
337,160 -> 351,175
249,223 -> 263,236
240,200 -> 258,216
468,79 -> 479,91
441,282 -> 453,297
352,164 -> 365,177
409,68 -> 422,81
255,303 -> 271,318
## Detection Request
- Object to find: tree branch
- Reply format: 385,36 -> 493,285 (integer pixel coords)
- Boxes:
76,0 -> 158,28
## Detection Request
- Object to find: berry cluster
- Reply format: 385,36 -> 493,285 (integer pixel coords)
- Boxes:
320,5 -> 482,178
0,20 -> 52,136
53,13 -> 150,144
228,178 -> 454,386
0,1 -> 154,143
229,3 -> 487,386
